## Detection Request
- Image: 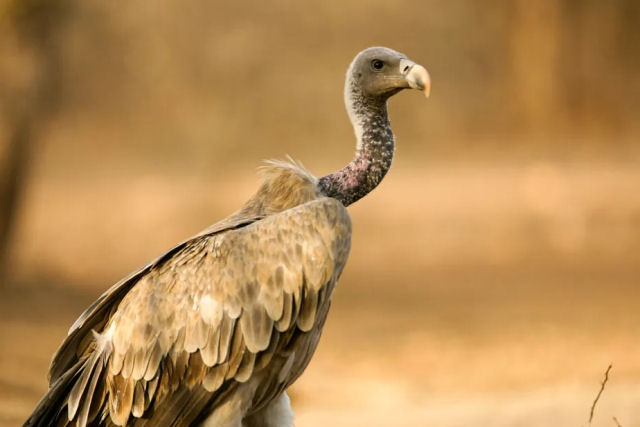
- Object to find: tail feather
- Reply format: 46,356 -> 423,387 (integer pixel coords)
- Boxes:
69,330 -> 112,420
75,350 -> 108,426
24,359 -> 83,427
25,329 -> 112,427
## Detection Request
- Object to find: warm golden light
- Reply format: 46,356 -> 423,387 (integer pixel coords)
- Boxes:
1,1 -> 638,426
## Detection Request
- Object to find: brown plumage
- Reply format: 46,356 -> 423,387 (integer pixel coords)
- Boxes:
25,47 -> 429,426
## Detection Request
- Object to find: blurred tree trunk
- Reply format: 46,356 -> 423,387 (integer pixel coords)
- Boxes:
507,0 -> 561,134
555,0 -> 637,135
0,113 -> 32,284
561,0 -> 627,134
0,0 -> 71,285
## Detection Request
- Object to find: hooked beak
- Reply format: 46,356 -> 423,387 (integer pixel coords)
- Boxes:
400,59 -> 431,98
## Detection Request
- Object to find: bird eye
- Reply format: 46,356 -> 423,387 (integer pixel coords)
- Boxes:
371,59 -> 384,71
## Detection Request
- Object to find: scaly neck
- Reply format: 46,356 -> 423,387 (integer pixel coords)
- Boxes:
318,78 -> 395,206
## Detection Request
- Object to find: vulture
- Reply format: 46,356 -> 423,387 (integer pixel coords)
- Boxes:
25,46 -> 430,427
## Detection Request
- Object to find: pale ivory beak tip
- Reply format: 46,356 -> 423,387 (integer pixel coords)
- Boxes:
406,64 -> 431,99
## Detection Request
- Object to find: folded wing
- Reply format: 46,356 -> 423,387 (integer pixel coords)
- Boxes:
27,197 -> 351,426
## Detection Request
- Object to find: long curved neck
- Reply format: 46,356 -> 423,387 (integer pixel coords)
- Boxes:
318,79 -> 394,206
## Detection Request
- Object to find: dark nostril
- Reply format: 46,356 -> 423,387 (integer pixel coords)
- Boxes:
403,65 -> 410,73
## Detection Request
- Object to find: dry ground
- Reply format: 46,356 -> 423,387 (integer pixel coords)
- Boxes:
1,158 -> 639,426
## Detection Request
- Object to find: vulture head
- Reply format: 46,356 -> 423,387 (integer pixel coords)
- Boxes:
346,46 -> 431,101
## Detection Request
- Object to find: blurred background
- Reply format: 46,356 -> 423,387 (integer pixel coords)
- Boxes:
1,0 -> 639,425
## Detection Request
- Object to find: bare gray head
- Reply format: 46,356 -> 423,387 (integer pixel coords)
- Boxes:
346,46 -> 430,101
319,47 -> 430,206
